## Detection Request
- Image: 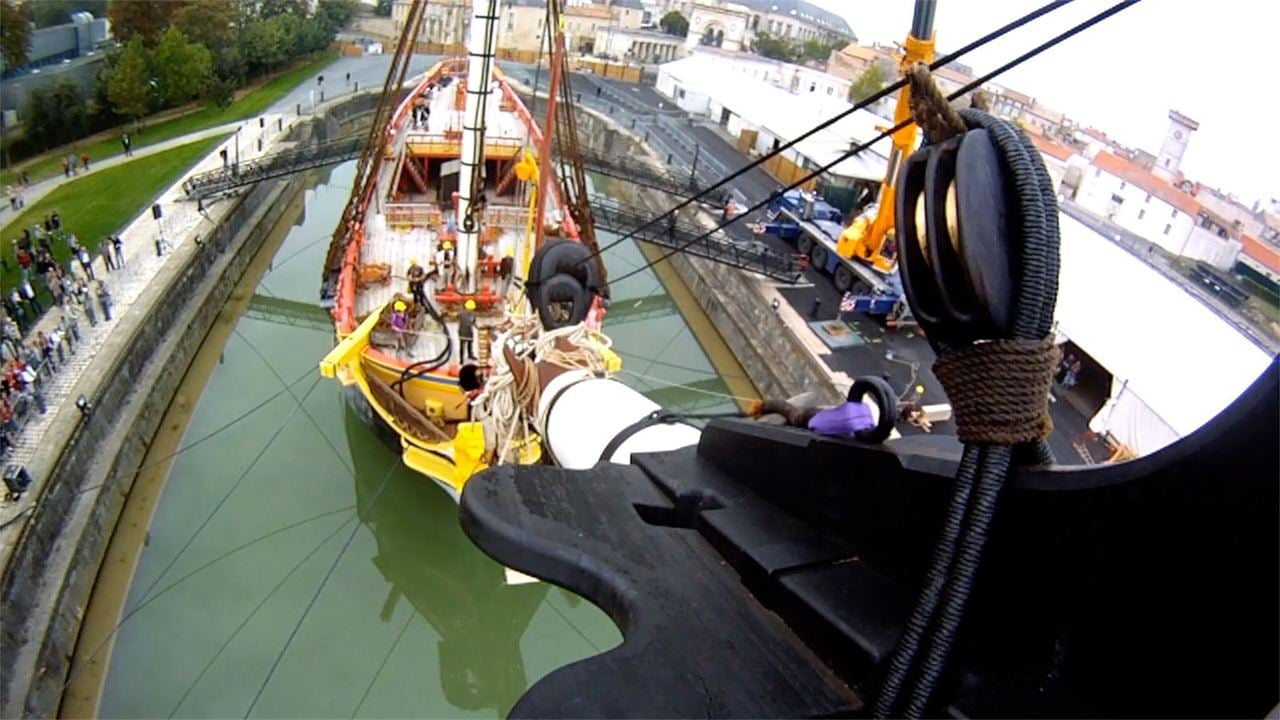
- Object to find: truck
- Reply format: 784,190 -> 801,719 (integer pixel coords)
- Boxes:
754,189 -> 912,322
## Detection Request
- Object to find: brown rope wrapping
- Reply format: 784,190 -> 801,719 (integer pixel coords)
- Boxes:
933,336 -> 1061,445
906,62 -> 967,143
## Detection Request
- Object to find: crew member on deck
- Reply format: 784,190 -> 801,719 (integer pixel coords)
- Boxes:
458,299 -> 476,361
436,241 -> 455,290
407,258 -> 428,306
390,300 -> 409,351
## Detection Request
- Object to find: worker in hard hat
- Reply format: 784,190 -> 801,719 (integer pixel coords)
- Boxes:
407,258 -> 427,307
458,298 -> 477,361
435,240 -> 455,290
390,300 -> 409,351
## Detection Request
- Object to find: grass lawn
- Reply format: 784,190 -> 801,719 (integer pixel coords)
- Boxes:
1,135 -> 226,307
1,51 -> 338,188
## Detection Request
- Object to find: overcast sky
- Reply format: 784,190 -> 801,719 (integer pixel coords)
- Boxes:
806,0 -> 1276,207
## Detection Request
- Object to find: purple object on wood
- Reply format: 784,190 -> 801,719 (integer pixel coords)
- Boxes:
807,401 -> 875,437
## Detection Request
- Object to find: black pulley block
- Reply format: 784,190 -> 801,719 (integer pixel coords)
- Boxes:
895,128 -> 1014,346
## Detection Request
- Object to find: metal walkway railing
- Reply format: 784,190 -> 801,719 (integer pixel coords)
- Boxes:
182,136 -> 366,199
591,197 -> 803,283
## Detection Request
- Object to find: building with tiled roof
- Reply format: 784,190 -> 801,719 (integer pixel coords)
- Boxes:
1075,151 -> 1204,255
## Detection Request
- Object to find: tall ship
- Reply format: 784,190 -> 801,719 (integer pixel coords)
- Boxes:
320,0 -> 618,499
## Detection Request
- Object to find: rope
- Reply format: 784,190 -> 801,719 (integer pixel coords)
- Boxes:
873,59 -> 1071,716
906,62 -> 967,143
933,338 -> 1060,444
472,317 -> 616,463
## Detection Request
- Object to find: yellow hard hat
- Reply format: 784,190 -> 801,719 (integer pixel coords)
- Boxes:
394,301 -> 407,311
443,241 -> 453,249
464,299 -> 476,310
410,258 -> 418,265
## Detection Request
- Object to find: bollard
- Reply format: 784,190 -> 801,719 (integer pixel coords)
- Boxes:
258,137 -> 263,152
575,93 -> 581,103
320,90 -> 324,102
278,118 -> 283,131
643,131 -> 649,143
810,297 -> 822,319
259,117 -> 265,128
630,118 -> 636,129
297,103 -> 302,116
666,153 -> 672,164
595,86 -> 602,97
609,105 -> 614,114
355,82 -> 359,93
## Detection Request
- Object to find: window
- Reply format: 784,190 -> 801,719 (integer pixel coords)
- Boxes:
1163,224 -> 1172,235
827,87 -> 833,95
1164,158 -> 1171,167
506,12 -> 514,32
1119,181 -> 1126,190
1171,208 -> 1177,218
1110,194 -> 1125,205
1145,193 -> 1151,203
1138,210 -> 1145,219
809,82 -> 816,92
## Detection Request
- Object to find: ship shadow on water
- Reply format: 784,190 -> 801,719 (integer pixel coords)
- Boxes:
343,396 -> 550,717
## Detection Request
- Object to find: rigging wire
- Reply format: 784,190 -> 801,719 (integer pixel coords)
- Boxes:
62,505 -> 356,696
243,458 -> 402,718
606,0 -> 1140,286
132,374 -> 325,614
580,0 -> 1076,264
166,513 -> 361,718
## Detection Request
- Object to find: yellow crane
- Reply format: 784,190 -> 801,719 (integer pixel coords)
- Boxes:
836,1 -> 937,274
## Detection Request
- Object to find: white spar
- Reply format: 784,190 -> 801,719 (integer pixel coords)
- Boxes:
537,370 -> 702,469
457,0 -> 501,294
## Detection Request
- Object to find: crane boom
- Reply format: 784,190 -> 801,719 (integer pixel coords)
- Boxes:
838,0 -> 936,273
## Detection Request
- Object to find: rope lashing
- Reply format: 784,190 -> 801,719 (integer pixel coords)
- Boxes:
906,62 -> 967,144
933,337 -> 1060,444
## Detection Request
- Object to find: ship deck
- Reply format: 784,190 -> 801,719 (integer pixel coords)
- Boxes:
352,70 -> 545,365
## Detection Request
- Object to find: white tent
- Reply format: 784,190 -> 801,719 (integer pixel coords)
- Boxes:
1055,215 -> 1273,455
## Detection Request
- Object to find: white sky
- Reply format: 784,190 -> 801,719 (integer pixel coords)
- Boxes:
807,0 -> 1278,208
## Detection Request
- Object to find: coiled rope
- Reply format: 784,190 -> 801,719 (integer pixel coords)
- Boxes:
472,317 -> 616,463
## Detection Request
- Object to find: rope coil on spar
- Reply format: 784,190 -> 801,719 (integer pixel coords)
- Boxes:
471,317 -> 617,463
873,61 -> 1063,719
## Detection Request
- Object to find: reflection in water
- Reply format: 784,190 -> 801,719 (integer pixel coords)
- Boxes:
88,160 -> 731,718
348,405 -> 546,717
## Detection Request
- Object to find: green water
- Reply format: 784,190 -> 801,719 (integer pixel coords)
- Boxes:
95,161 -> 740,718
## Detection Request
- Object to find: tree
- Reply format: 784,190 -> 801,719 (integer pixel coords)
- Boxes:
316,0 -> 355,33
848,63 -> 885,103
659,10 -> 688,37
0,0 -> 31,68
800,38 -> 836,63
107,37 -> 151,121
750,32 -> 795,61
152,28 -> 212,107
107,0 -> 179,44
173,0 -> 236,56
294,16 -> 331,56
257,0 -> 306,19
374,0 -> 391,17
24,80 -> 88,148
240,16 -> 293,74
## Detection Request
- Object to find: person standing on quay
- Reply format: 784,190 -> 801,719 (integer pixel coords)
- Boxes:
112,235 -> 125,269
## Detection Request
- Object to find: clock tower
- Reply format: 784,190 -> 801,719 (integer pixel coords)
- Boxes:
1154,109 -> 1198,182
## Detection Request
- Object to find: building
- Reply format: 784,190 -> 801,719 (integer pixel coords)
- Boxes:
397,0 -> 645,54
1153,110 -> 1198,182
0,12 -> 112,126
1076,151 -> 1200,252
682,0 -> 853,54
593,26 -> 684,63
827,43 -> 896,82
656,51 -> 887,204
